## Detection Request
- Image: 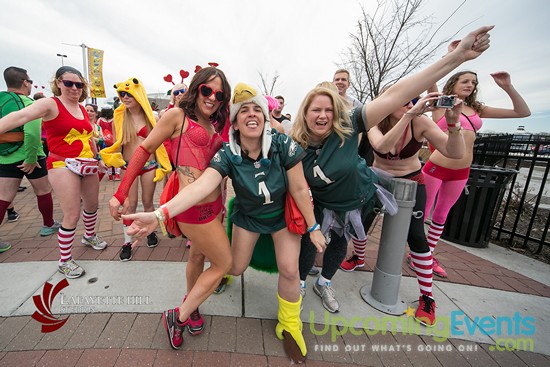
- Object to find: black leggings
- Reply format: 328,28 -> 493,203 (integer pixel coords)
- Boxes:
299,229 -> 348,281
362,183 -> 429,254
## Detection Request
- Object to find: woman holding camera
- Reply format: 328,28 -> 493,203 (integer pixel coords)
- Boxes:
422,70 -> 530,278
356,93 -> 464,327
0,66 -> 108,278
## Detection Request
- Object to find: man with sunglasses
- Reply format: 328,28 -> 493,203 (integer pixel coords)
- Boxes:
0,67 -> 60,252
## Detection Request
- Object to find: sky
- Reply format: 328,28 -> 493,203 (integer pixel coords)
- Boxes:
1,0 -> 548,134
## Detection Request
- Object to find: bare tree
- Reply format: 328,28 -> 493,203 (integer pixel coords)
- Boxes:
257,70 -> 280,96
341,0 -> 469,102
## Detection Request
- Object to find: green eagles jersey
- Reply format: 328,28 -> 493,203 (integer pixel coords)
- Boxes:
210,132 -> 306,218
301,105 -> 378,213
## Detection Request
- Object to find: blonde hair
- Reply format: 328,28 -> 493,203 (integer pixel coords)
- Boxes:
120,108 -> 153,145
290,86 -> 353,148
50,73 -> 89,103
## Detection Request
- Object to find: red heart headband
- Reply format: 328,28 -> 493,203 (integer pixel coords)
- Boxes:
163,63 -> 219,85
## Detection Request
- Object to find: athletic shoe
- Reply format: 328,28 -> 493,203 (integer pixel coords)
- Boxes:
81,234 -> 107,250
432,257 -> 448,278
58,259 -> 85,279
114,173 -> 121,181
119,243 -> 132,261
313,281 -> 339,313
163,308 -> 187,349
147,232 -> 159,248
414,294 -> 437,327
340,254 -> 365,272
39,220 -> 61,236
187,308 -> 205,335
0,242 -> 11,253
7,210 -> 20,223
300,282 -> 307,298
214,275 -> 231,294
308,267 -> 320,276
406,253 -> 416,271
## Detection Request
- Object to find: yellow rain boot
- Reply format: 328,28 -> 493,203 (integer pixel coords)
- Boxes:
275,293 -> 307,363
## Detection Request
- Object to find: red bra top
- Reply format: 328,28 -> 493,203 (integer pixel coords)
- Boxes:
137,125 -> 149,139
171,117 -> 223,170
372,122 -> 423,161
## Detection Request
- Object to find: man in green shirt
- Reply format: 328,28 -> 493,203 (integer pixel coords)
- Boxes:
0,67 -> 60,252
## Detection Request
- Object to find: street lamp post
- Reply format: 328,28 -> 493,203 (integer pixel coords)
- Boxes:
56,53 -> 67,66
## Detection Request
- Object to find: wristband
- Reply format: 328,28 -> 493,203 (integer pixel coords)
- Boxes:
154,209 -> 168,236
307,223 -> 320,233
160,204 -> 170,220
448,127 -> 463,134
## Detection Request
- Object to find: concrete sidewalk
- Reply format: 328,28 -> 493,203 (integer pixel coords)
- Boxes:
0,177 -> 549,366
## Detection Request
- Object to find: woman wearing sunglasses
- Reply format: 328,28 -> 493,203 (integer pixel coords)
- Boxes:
0,66 -> 108,278
107,67 -> 232,350
159,83 -> 188,119
100,77 -> 172,261
121,82 -> 325,363
290,26 -> 492,325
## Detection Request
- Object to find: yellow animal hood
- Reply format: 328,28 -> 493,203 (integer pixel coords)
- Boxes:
100,77 -> 171,182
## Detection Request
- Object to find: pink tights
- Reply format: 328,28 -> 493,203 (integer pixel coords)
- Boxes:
422,161 -> 469,252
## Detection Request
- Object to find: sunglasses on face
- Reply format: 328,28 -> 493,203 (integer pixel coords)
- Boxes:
199,84 -> 224,102
403,98 -> 419,107
60,79 -> 84,89
173,88 -> 186,97
22,79 -> 33,84
118,91 -> 133,98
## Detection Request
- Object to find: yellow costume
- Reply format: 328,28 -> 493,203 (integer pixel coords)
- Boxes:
100,77 -> 171,182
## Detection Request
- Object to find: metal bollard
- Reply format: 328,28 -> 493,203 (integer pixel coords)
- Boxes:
361,178 -> 417,315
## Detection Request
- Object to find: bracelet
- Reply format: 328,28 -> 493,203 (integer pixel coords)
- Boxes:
446,123 -> 458,128
154,209 -> 168,236
448,127 -> 463,134
307,223 -> 320,233
160,205 -> 170,220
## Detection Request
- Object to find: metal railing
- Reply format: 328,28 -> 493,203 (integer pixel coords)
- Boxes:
473,134 -> 550,253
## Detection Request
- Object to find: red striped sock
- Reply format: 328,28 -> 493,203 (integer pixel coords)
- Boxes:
351,236 -> 367,262
58,226 -> 76,262
82,210 -> 97,238
410,250 -> 433,297
427,222 -> 445,254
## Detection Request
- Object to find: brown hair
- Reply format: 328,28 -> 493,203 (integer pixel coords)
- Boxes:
178,67 -> 231,133
442,71 -> 483,113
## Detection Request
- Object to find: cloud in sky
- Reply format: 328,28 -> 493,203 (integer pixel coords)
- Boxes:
1,0 -> 548,133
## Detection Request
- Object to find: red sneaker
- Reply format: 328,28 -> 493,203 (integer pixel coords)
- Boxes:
339,254 -> 365,272
163,308 -> 187,349
188,308 -> 204,335
114,173 -> 121,181
414,295 -> 436,327
432,257 -> 448,278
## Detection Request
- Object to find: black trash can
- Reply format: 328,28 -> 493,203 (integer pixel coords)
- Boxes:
441,165 -> 518,248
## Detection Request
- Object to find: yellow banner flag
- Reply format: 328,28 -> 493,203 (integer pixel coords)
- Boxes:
87,47 -> 106,98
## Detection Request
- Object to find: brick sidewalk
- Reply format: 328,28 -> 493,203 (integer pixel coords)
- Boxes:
1,313 -> 549,367
2,178 -> 549,298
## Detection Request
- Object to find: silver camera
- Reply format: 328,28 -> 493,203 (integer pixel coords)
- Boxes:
434,95 -> 456,109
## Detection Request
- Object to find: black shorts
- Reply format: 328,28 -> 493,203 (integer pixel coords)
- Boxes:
0,156 -> 48,179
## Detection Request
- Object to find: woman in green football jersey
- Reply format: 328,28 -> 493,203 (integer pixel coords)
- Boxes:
291,26 -> 492,317
122,82 -> 325,364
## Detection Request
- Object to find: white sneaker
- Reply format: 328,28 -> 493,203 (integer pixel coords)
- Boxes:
313,281 -> 339,313
81,234 -> 107,250
58,259 -> 85,279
